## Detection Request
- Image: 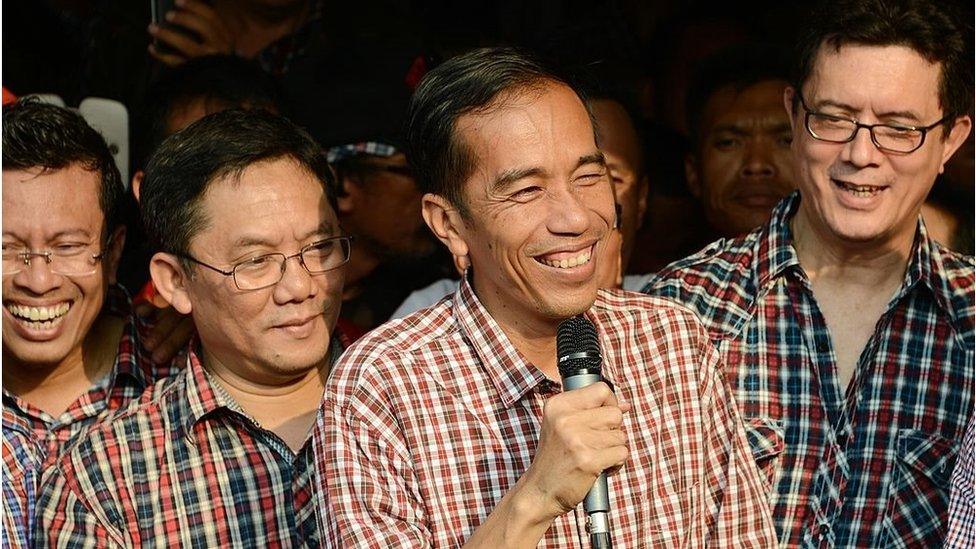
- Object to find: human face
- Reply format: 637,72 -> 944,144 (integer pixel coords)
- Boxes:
180,157 -> 343,381
690,80 -> 795,237
453,83 -> 616,326
591,99 -> 648,270
787,44 -> 971,248
2,164 -> 119,369
342,152 -> 436,260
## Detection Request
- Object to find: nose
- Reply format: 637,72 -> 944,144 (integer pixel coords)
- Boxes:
546,184 -> 593,236
272,255 -> 318,305
842,125 -> 883,167
11,256 -> 63,295
740,141 -> 777,179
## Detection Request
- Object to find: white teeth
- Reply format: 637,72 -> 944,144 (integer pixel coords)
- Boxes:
540,249 -> 592,269
6,302 -> 70,322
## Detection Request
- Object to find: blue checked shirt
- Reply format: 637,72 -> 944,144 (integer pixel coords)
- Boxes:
644,193 -> 975,547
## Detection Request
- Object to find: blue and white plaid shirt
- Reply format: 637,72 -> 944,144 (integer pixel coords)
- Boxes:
947,418 -> 975,548
644,193 -> 974,547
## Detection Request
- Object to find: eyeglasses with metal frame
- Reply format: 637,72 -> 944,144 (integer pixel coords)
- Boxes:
798,92 -> 948,154
177,235 -> 353,291
2,235 -> 115,277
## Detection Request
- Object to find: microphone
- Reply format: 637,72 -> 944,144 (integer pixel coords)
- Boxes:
557,315 -> 612,549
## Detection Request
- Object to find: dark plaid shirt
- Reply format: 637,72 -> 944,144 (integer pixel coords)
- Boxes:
35,338 -> 340,548
644,193 -> 974,547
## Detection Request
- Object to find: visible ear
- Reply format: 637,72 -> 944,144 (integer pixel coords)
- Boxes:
939,115 -> 973,172
783,86 -> 798,130
149,252 -> 193,315
684,153 -> 701,198
337,175 -> 361,215
105,225 -> 127,285
131,170 -> 144,203
422,193 -> 470,271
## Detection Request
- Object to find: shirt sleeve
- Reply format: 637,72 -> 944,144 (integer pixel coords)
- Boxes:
696,334 -> 779,547
34,463 -> 126,548
314,354 -> 433,548
945,418 -> 975,548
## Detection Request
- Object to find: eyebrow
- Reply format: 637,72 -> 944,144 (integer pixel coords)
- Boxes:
231,221 -> 337,250
815,99 -> 923,123
490,152 -> 606,194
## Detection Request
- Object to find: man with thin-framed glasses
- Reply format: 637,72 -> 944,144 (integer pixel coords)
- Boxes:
2,99 -> 180,549
645,0 -> 974,546
35,109 -> 348,547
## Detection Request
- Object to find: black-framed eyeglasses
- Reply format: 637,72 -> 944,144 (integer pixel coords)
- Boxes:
798,92 -> 947,154
177,236 -> 353,291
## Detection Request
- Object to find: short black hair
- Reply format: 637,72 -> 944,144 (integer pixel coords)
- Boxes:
141,109 -> 338,263
135,55 -> 282,169
686,42 -> 792,145
2,98 -> 124,233
793,0 -> 973,133
405,47 -> 588,215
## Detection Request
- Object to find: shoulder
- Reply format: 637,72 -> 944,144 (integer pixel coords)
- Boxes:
328,300 -> 462,405
931,242 -> 976,335
641,234 -> 760,339
51,370 -> 185,478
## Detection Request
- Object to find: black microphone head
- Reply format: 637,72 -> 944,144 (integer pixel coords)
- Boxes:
556,315 -> 602,378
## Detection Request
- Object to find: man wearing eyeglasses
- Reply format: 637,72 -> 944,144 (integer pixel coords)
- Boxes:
1,100 -> 181,549
644,0 -> 973,546
35,109 -> 347,547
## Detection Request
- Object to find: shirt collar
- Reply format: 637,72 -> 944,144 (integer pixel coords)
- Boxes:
178,342 -> 232,435
753,192 -> 803,291
178,334 -> 345,435
452,275 -> 551,408
755,191 -> 955,316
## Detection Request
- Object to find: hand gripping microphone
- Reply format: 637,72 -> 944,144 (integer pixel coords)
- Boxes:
556,315 -> 612,549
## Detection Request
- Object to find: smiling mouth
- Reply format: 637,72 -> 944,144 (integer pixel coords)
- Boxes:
535,245 -> 594,269
4,301 -> 71,330
833,178 -> 888,197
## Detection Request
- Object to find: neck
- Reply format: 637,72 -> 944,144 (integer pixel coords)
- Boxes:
791,204 -> 914,287
213,0 -> 311,57
2,314 -> 124,418
202,349 -> 327,453
471,279 -> 561,381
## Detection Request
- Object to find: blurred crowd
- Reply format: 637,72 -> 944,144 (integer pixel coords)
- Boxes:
7,0 -> 971,337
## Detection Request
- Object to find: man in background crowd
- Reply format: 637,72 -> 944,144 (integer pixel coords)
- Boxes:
36,109 -> 346,547
684,43 -> 796,239
315,47 -> 776,547
2,100 -> 175,548
645,1 -> 974,545
293,63 -> 449,336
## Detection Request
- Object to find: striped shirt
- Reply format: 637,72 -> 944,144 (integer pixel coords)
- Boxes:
644,193 -> 975,547
35,340 -> 337,548
2,285 -> 170,548
314,277 -> 777,547
946,418 -> 975,548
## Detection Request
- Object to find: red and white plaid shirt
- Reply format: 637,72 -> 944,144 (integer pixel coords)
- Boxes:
1,286 -> 176,548
314,278 -> 776,547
